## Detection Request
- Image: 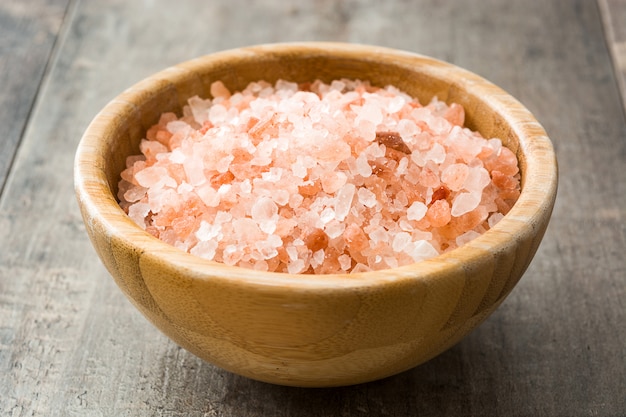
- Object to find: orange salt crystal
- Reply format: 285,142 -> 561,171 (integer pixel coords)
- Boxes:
304,229 -> 329,252
375,131 -> 412,155
119,78 -> 521,274
426,199 -> 452,228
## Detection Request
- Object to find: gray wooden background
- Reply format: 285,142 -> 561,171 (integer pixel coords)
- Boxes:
1,0 -> 625,416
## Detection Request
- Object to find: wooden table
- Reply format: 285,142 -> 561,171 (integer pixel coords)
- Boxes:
1,1 -> 625,415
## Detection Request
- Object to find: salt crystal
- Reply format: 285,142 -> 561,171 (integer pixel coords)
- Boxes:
250,196 -> 279,231
441,163 -> 469,191
488,212 -> 505,228
320,207 -> 336,224
287,258 -> 306,274
357,187 -> 377,208
451,192 -> 481,217
334,183 -> 356,221
351,263 -> 372,274
190,240 -> 218,260
120,78 -> 520,274
128,203 -> 150,228
356,154 -> 372,178
392,232 -> 412,252
196,220 -> 221,241
407,201 -> 427,221
324,219 -> 345,239
286,245 -> 299,261
456,230 -> 482,247
405,240 -> 439,262
123,186 -> 147,203
311,249 -> 325,268
338,254 -> 352,271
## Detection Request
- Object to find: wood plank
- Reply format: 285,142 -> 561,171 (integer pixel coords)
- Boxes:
0,0 -> 624,415
0,0 -> 70,195
598,0 -> 626,111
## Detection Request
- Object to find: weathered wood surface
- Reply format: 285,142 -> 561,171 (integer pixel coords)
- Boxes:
599,0 -> 626,111
0,0 -> 70,193
1,0 -> 624,415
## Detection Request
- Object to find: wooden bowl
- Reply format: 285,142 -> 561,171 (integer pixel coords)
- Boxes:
74,42 -> 557,387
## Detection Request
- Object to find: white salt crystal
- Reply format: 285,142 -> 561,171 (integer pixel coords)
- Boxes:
216,155 -> 234,173
338,254 -> 352,271
396,157 -> 409,175
287,259 -> 306,274
286,245 -> 299,261
426,143 -> 446,164
456,230 -> 482,247
166,120 -> 190,134
397,119 -> 418,138
355,154 -> 372,178
255,242 -> 279,260
135,166 -> 168,188
488,212 -> 505,228
240,179 -> 252,194
291,161 -> 308,178
383,256 -> 399,269
222,245 -> 243,265
369,226 -> 389,244
271,190 -> 290,206
324,219 -> 345,239
190,240 -> 218,260
123,186 -> 147,203
388,96 -> 406,113
463,166 -> 491,194
183,157 -> 206,186
253,260 -> 269,271
214,211 -> 232,224
320,207 -> 336,224
251,196 -> 279,234
196,184 -> 220,207
288,193 -> 304,209
351,263 -> 372,274
177,182 -> 193,194
407,201 -> 428,221
334,183 -> 356,221
196,220 -> 222,241
187,96 -> 212,124
399,219 -> 414,231
451,192 -> 481,217
128,203 -> 150,228
311,249 -> 325,268
392,232 -> 412,252
357,187 -> 377,208
169,148 -> 186,164
217,184 -> 231,194
405,240 -> 439,262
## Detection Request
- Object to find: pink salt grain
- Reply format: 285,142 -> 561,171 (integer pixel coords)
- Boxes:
118,79 -> 521,274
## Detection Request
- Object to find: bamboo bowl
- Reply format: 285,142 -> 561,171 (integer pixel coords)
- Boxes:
74,42 -> 557,387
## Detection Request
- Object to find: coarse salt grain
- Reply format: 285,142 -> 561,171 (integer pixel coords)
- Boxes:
119,79 -> 521,274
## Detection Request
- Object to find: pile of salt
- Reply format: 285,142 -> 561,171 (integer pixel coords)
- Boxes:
118,79 -> 520,274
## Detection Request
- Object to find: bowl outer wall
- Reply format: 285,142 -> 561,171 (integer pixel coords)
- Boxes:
74,42 -> 558,387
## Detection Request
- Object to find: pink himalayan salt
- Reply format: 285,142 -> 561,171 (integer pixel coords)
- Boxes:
118,79 -> 521,274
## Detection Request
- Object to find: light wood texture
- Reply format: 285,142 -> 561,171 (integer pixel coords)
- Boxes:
1,0 -> 625,414
74,43 -> 557,387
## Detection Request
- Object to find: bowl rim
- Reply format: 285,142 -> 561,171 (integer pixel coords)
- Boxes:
74,41 -> 558,290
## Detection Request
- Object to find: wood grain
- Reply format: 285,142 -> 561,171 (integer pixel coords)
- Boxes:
0,0 -> 69,194
1,0 -> 625,415
598,0 -> 626,112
